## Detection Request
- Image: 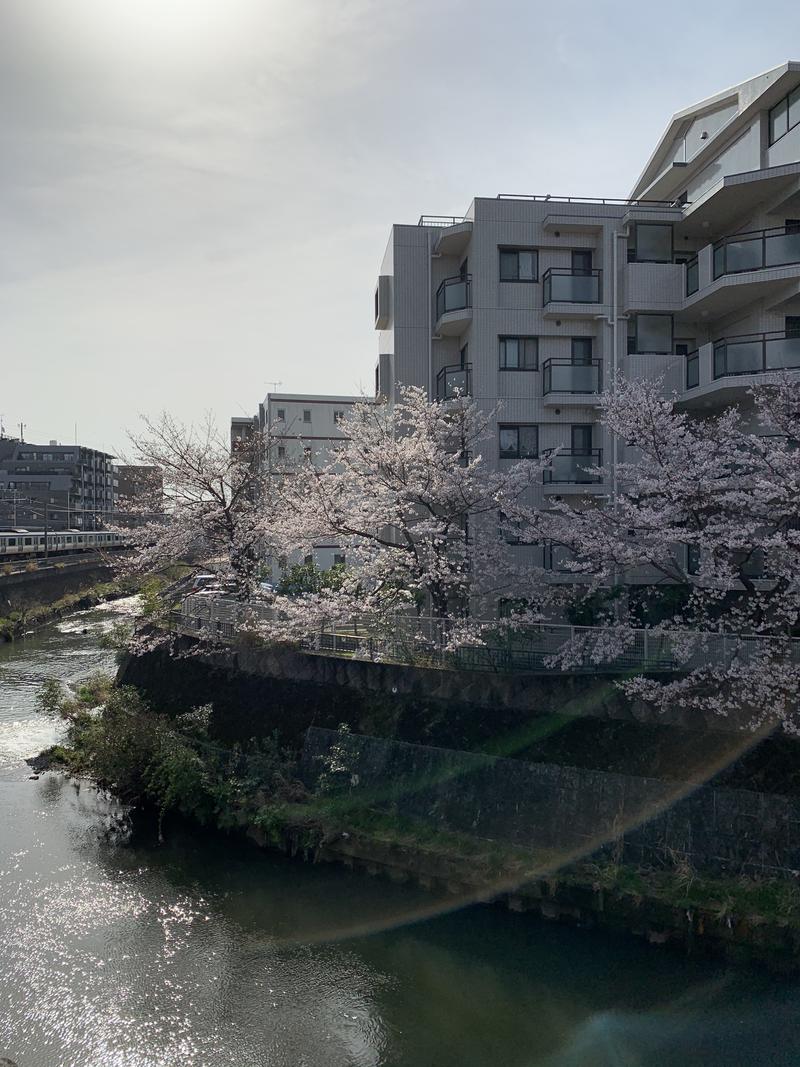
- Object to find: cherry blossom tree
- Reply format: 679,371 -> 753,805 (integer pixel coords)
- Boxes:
117,412 -> 271,600
262,386 -> 552,640
538,374 -> 800,730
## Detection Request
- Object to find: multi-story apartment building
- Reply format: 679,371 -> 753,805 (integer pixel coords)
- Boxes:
0,435 -> 117,531
259,392 -> 365,575
373,61 -> 800,577
0,438 -> 117,531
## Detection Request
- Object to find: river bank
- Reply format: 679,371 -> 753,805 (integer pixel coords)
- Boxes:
36,652 -> 800,973
11,604 -> 800,1065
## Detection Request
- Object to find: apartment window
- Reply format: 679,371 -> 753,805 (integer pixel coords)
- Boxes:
787,316 -> 800,339
628,223 -> 672,263
303,410 -> 312,423
685,351 -> 700,390
499,248 -> 538,282
277,446 -> 286,460
571,425 -> 593,454
572,249 -> 593,274
499,336 -> 538,370
276,408 -> 285,421
333,410 -> 345,424
571,337 -> 593,364
769,86 -> 800,145
499,424 -> 538,459
333,553 -> 345,566
627,314 -> 673,354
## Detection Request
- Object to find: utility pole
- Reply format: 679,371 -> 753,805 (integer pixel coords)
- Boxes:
43,503 -> 48,560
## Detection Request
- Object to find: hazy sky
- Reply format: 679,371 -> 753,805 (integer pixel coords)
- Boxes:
1,0 -> 799,455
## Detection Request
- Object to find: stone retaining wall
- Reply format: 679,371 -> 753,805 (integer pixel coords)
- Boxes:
302,727 -> 800,878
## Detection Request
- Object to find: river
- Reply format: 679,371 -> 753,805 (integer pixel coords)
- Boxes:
2,603 -> 800,1066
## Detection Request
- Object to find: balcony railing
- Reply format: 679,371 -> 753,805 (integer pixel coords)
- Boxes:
436,363 -> 472,400
713,225 -> 800,280
543,449 -> 603,485
542,268 -> 602,305
685,255 -> 699,296
712,331 -> 800,380
685,349 -> 700,389
542,358 -> 602,395
435,274 -> 472,320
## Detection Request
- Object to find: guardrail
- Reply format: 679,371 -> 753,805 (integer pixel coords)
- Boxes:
176,596 -> 800,676
496,194 -> 688,207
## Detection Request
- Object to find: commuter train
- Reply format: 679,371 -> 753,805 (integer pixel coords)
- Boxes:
0,528 -> 124,561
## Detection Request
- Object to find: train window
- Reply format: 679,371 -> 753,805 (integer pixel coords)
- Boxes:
25,538 -> 32,546
8,538 -> 16,546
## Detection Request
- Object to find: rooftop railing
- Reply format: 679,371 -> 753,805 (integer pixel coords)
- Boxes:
496,194 -> 688,207
418,215 -> 469,227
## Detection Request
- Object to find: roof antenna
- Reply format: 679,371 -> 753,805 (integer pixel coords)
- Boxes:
265,380 -> 283,392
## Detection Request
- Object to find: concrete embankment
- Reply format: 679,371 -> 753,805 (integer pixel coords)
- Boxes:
0,561 -> 120,639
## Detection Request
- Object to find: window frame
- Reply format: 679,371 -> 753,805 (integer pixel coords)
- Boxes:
570,336 -> 593,364
628,222 -> 673,264
769,85 -> 800,146
627,313 -> 674,355
302,409 -> 312,423
498,423 -> 539,460
498,335 -> 538,371
498,246 -> 539,283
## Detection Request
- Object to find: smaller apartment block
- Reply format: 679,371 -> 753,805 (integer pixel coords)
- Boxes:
373,62 -> 800,578
0,438 -> 116,530
259,392 -> 364,575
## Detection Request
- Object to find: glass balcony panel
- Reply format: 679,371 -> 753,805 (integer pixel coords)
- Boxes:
543,361 -> 601,394
714,341 -> 762,377
436,363 -> 472,400
722,237 -> 763,274
555,274 -> 598,302
765,231 -> 800,268
435,276 -> 471,320
544,450 -> 603,484
686,257 -> 699,296
543,269 -> 601,304
685,352 -> 699,389
765,336 -> 800,370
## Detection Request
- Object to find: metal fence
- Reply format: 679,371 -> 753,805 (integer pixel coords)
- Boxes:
176,595 -> 800,676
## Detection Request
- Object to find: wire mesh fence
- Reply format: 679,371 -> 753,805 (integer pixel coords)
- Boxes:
176,595 -> 800,676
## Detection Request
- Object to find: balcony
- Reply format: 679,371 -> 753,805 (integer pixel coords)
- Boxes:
542,359 -> 602,404
543,449 -> 604,494
713,225 -> 800,280
434,274 -> 472,335
713,331 -> 800,380
436,363 -> 472,401
676,332 -> 800,409
542,267 -> 602,306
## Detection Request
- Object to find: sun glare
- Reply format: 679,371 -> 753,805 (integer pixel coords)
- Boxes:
57,0 -> 266,66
